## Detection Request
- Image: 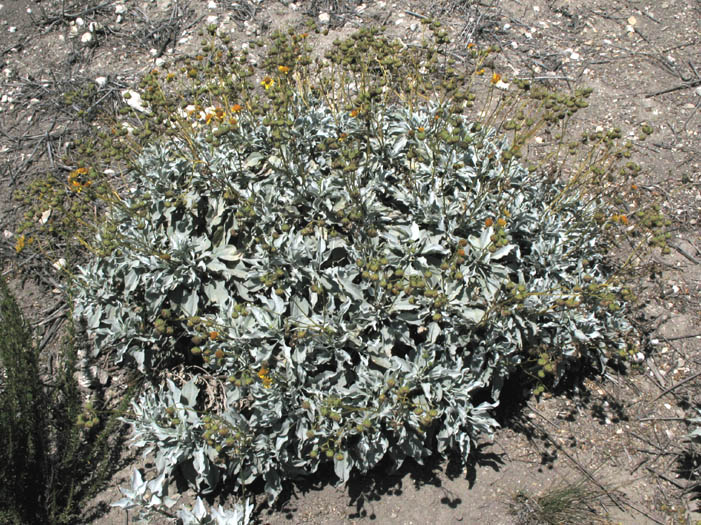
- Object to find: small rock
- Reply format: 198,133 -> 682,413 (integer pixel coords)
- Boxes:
318,12 -> 330,23
155,57 -> 165,67
81,32 -> 93,44
122,89 -> 150,114
95,76 -> 107,87
695,86 -> 701,97
208,0 -> 217,7
76,17 -> 85,26
627,16 -> 637,26
53,258 -> 66,271
8,26 -> 16,32
114,3 -> 126,14
206,15 -> 218,24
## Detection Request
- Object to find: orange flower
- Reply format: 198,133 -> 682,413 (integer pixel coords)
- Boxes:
620,215 -> 628,225
497,217 -> 507,227
214,107 -> 225,119
349,109 -> 359,117
491,73 -> 502,84
484,217 -> 494,227
278,65 -> 290,74
467,42 -> 475,49
231,104 -> 243,113
209,331 -> 219,340
417,127 -> 425,132
205,112 -> 216,125
299,32 -> 309,38
215,349 -> 224,359
261,76 -> 274,90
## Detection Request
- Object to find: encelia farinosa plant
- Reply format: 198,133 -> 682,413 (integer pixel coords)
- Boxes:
70,26 -> 634,519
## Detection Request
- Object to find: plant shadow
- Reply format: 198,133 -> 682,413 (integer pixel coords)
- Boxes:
267,443 -> 504,521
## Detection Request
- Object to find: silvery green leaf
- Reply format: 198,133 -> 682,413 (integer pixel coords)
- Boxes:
244,152 -> 264,168
181,379 -> 199,407
333,454 -> 352,483
192,497 -> 207,520
182,289 -> 199,317
490,244 -> 514,260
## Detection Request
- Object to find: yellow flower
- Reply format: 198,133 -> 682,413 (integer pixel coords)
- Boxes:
476,68 -> 485,75
258,367 -> 272,388
497,217 -> 507,227
491,72 -> 502,84
205,112 -> 216,125
261,76 -> 274,90
278,65 -> 290,74
68,168 -> 92,193
15,235 -> 25,253
349,109 -> 359,118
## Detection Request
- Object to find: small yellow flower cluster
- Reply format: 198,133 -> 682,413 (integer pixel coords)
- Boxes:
611,214 -> 628,225
68,167 -> 92,193
261,76 -> 274,90
15,234 -> 26,253
258,366 -> 273,388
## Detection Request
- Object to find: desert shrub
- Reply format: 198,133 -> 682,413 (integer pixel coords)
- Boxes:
71,79 -> 633,511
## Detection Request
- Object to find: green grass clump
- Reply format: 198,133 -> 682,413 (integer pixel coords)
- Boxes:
511,481 -> 610,524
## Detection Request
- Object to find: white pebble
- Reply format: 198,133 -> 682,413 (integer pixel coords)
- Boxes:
95,76 -> 107,87
81,32 -> 93,43
318,12 -> 330,23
